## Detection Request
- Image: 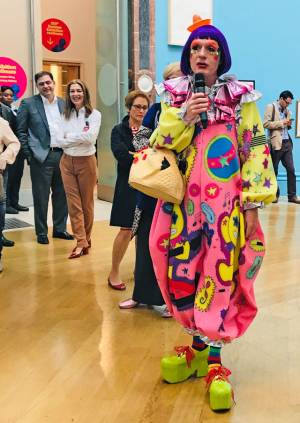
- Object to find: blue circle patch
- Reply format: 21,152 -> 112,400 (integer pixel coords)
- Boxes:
205,136 -> 239,182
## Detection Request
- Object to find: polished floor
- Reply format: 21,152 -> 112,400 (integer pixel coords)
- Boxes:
1,201 -> 300,423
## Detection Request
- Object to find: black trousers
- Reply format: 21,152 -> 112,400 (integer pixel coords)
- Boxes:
271,139 -> 296,199
133,210 -> 164,306
30,151 -> 68,236
6,151 -> 25,207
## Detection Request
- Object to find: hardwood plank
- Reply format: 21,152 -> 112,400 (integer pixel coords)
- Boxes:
0,204 -> 300,422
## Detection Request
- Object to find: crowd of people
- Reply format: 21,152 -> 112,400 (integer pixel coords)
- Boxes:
0,15 -> 298,412
0,72 -> 101,269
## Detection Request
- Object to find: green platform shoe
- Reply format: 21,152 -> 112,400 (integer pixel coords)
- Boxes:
205,366 -> 233,411
161,346 -> 209,383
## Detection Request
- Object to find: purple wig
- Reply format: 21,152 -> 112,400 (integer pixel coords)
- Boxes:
180,25 -> 231,76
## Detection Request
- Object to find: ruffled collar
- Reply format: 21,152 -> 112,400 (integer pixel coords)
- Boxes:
156,74 -> 262,123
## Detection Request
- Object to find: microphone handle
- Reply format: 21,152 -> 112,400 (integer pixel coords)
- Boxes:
200,111 -> 208,129
194,73 -> 208,129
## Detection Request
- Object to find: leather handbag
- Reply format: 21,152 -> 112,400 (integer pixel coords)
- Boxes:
128,146 -> 185,204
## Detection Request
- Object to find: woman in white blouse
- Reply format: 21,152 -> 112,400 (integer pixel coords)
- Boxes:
59,79 -> 101,259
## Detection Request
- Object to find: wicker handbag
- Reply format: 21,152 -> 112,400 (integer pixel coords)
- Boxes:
128,146 -> 185,204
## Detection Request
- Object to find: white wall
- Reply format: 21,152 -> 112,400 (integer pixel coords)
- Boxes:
41,0 -> 97,105
0,0 -> 42,99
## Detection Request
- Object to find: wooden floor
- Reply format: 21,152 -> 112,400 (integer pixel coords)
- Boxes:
1,202 -> 300,423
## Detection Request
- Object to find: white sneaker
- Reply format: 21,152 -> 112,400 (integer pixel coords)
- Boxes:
153,305 -> 173,318
161,306 -> 172,318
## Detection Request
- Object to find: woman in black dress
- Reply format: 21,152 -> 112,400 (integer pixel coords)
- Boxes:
108,90 -> 150,290
118,63 -> 181,316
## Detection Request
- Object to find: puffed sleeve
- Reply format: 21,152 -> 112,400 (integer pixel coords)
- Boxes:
237,101 -> 277,205
150,102 -> 195,153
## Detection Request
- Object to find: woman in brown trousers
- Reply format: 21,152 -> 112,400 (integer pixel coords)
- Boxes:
58,79 -> 101,258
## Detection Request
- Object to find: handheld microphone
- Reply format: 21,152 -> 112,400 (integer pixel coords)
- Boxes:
194,73 -> 208,129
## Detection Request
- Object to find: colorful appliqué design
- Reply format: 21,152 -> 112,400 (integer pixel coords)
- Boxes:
195,276 -> 216,312
189,183 -> 201,197
178,144 -> 197,183
263,177 -> 272,188
250,239 -> 265,252
162,133 -> 173,145
263,144 -> 271,156
201,202 -> 216,224
217,197 -> 245,296
205,135 -> 239,182
205,183 -> 220,199
246,256 -> 263,279
187,199 -> 195,216
239,129 -> 252,162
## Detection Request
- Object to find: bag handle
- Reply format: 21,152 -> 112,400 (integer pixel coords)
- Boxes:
271,104 -> 275,121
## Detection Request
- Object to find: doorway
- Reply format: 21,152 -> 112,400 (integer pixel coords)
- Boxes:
43,61 -> 81,97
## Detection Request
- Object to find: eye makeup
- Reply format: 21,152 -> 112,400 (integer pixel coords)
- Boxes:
190,39 -> 220,56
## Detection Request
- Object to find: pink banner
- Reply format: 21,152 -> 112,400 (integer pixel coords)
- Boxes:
0,57 -> 27,99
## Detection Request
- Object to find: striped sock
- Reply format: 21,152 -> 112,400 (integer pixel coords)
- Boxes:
192,336 -> 208,352
208,346 -> 222,370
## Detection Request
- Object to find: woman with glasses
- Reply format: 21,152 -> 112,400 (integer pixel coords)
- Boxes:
108,90 -> 150,290
118,64 -> 182,316
149,17 -> 277,411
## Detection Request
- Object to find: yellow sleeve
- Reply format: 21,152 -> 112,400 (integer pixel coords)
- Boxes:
150,102 -> 195,153
237,102 -> 277,205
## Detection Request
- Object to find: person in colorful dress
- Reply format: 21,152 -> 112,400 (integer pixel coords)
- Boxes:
149,16 -> 277,411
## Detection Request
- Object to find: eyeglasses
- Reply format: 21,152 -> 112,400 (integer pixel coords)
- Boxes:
132,104 -> 148,111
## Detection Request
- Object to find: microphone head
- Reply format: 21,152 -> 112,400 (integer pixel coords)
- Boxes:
194,73 -> 205,88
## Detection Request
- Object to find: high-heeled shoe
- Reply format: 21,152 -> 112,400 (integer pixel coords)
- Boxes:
68,246 -> 89,259
161,346 -> 209,383
107,278 -> 126,291
205,366 -> 233,411
119,298 -> 139,309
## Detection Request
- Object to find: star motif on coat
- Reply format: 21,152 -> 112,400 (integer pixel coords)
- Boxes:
207,186 -> 217,196
253,173 -> 262,184
262,158 -> 269,169
226,123 -> 233,131
252,124 -> 259,136
160,238 -> 169,249
263,177 -> 271,188
219,156 -> 229,167
263,144 -> 270,156
242,179 -> 252,189
162,133 -> 173,145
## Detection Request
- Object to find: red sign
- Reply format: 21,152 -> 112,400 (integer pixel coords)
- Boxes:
42,18 -> 71,52
0,57 -> 27,99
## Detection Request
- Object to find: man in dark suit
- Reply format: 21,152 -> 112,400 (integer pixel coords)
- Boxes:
16,71 -> 73,244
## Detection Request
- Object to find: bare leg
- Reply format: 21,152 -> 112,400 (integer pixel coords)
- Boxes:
108,229 -> 132,286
